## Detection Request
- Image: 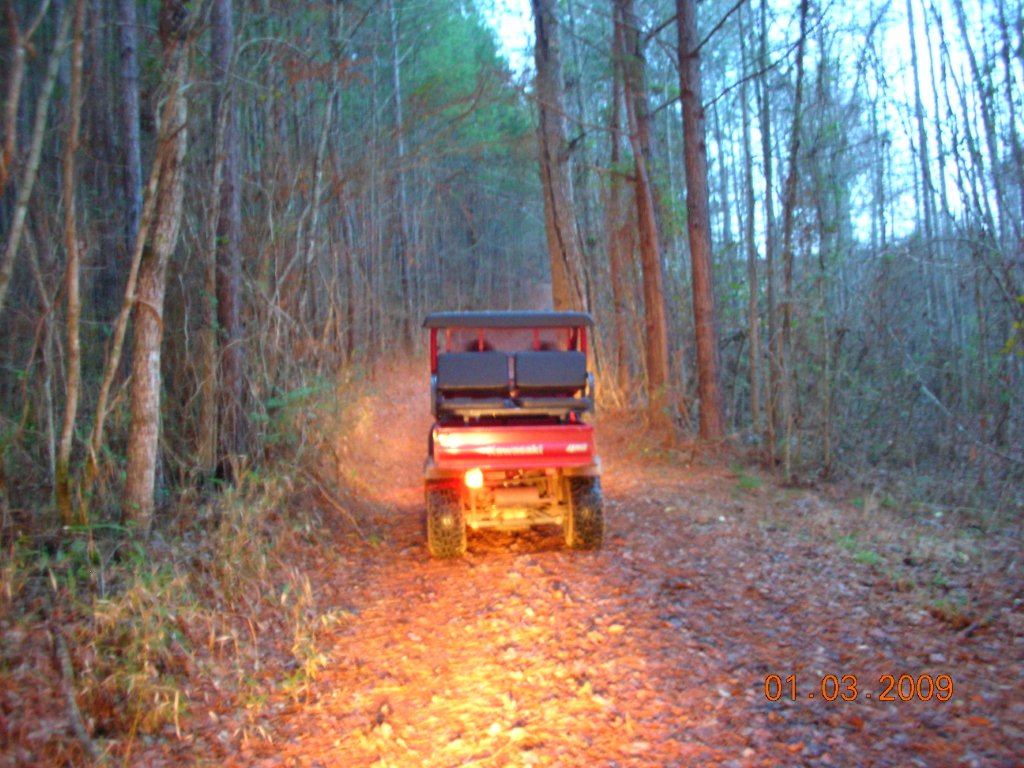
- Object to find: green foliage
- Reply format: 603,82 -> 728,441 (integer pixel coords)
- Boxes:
1002,320 -> 1023,357
835,532 -> 859,550
399,0 -> 532,170
261,377 -> 333,456
731,464 -> 762,493
836,531 -> 880,567
928,595 -> 972,630
853,548 -> 880,566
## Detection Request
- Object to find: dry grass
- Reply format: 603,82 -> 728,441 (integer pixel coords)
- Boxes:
0,365 -> 371,764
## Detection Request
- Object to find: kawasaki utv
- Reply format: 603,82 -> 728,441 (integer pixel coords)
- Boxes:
422,311 -> 603,558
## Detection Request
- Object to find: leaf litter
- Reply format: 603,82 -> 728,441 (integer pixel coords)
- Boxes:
2,361 -> 1021,766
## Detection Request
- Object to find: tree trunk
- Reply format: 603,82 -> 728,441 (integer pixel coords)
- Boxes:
531,0 -> 586,311
118,0 -> 143,284
199,0 -> 230,475
0,5 -> 23,197
0,6 -> 69,319
124,5 -> 190,531
56,0 -> 86,525
779,0 -> 810,480
605,57 -> 631,398
565,0 -> 597,311
614,0 -> 673,432
0,1 -> 53,193
676,0 -> 725,439
83,97 -> 173,511
389,0 -> 414,346
924,0 -> 966,413
739,7 -> 762,432
756,0 -> 779,463
906,0 -> 937,332
954,0 -> 1014,248
212,0 -> 247,474
996,0 -> 1024,239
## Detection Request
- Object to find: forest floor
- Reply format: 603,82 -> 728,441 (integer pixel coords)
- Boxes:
2,361 -> 1023,766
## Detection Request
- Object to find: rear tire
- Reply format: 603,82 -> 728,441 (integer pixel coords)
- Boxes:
426,484 -> 467,558
564,477 -> 604,550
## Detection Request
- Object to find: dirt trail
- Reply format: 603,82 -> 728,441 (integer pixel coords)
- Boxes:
218,365 -> 1020,767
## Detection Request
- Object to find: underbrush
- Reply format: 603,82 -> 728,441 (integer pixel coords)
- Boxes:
0,368 -> 370,764
746,470 -> 1021,641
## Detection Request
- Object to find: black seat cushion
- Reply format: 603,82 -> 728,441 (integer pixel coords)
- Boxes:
436,352 -> 509,395
514,351 -> 587,394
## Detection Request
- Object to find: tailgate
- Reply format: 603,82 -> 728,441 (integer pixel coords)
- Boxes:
432,423 -> 596,470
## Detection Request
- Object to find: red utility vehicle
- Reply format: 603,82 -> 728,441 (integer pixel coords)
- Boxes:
423,311 -> 604,557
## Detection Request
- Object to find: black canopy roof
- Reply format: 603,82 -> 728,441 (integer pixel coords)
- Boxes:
423,311 -> 594,329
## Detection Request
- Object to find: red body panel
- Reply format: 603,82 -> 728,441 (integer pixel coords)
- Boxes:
433,423 -> 595,471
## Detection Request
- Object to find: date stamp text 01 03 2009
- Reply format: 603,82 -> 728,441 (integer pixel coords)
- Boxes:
764,673 -> 954,703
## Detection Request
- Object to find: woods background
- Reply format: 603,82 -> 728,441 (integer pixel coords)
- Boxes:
1,0 -> 1021,532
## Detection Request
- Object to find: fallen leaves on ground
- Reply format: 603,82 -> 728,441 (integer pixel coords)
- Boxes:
2,361 -> 1021,766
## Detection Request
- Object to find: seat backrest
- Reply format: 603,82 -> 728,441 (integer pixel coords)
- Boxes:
436,351 -> 509,395
514,351 -> 587,394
